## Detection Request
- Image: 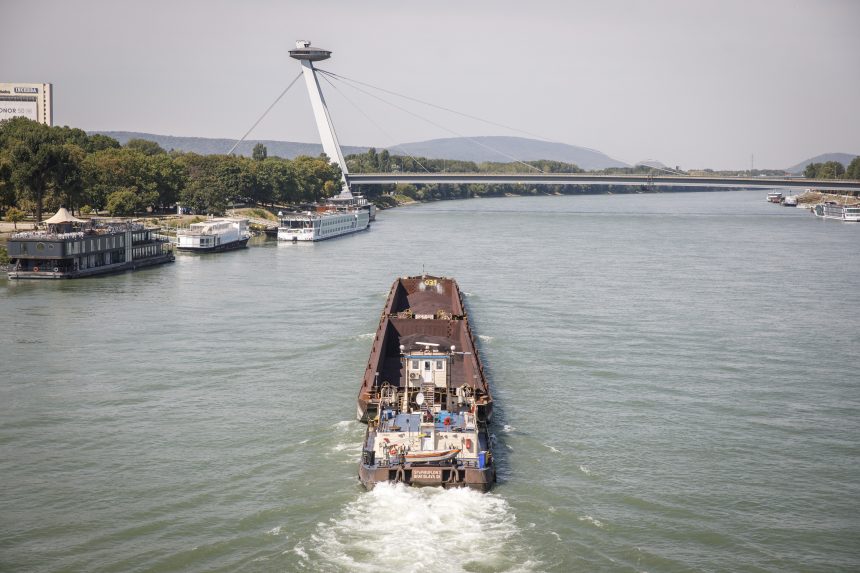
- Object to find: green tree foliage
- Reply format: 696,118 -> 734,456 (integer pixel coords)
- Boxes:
844,157 -> 860,180
106,187 -> 157,216
0,117 -> 80,221
85,134 -> 121,153
252,143 -> 268,161
805,160 -> 848,179
125,138 -> 166,156
5,206 -> 25,229
0,151 -> 14,209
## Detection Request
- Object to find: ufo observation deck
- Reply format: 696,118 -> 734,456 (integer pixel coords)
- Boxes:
289,41 -> 331,62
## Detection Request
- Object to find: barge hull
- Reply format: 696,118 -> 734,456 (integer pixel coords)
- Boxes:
357,275 -> 495,491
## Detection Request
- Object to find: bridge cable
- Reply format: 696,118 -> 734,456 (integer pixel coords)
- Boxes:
318,70 -> 559,145
227,72 -> 303,155
318,73 -> 431,174
633,160 -> 687,176
318,70 -> 543,173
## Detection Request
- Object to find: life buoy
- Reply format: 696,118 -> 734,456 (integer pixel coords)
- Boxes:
53,267 -> 59,273
389,447 -> 398,456
33,266 -> 39,272
464,438 -> 472,450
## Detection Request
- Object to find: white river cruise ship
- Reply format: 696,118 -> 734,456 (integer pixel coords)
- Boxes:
277,205 -> 370,242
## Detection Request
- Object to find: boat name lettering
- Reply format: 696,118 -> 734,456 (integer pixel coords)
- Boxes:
412,469 -> 441,480
15,87 -> 39,94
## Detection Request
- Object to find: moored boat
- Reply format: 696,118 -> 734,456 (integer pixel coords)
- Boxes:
813,202 -> 860,221
176,218 -> 250,252
357,275 -> 495,491
277,188 -> 373,242
277,205 -> 369,242
767,192 -> 784,203
6,208 -> 174,279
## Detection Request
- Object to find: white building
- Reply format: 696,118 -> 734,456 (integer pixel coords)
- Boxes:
0,82 -> 53,125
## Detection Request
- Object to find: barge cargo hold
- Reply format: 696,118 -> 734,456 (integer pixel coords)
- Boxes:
358,275 -> 495,491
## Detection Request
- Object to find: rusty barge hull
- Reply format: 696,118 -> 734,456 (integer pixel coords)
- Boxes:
358,275 -> 495,491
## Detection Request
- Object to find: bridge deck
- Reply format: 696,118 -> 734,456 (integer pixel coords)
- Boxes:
347,173 -> 860,192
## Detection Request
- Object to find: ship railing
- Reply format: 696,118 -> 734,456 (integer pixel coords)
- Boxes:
10,230 -> 87,240
373,458 -> 482,469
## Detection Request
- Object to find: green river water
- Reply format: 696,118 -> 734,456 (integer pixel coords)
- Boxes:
1,190 -> 858,572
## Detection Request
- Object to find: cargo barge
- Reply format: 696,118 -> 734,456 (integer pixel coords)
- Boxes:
357,275 -> 495,491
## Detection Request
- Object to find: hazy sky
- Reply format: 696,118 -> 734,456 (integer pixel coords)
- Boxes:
3,0 -> 858,169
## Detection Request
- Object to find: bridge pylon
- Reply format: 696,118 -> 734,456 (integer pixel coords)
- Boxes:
289,40 -> 352,199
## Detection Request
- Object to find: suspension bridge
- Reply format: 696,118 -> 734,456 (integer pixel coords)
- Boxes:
237,42 -> 860,194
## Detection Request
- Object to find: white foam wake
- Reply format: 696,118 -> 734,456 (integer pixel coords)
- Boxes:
296,483 -> 539,572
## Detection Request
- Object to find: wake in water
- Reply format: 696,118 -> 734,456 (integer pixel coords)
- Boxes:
295,483 -> 540,572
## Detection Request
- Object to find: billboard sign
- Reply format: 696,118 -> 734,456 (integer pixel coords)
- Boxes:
0,97 -> 38,122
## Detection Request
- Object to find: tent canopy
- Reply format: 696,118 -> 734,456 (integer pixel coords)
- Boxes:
44,207 -> 86,225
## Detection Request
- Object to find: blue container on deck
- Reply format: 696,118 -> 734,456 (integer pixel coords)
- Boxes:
478,451 -> 486,469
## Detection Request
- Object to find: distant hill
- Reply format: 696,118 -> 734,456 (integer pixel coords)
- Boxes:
785,152 -> 857,174
92,131 -> 370,159
92,132 -> 628,170
388,136 -> 628,170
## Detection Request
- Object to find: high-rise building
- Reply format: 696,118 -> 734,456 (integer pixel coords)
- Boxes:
0,83 -> 53,126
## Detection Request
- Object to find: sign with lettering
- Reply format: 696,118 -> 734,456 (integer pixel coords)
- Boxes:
412,469 -> 441,481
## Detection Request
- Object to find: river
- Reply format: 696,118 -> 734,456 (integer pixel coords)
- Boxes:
1,190 -> 859,572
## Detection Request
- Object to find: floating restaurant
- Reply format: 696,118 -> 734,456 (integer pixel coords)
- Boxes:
6,208 -> 174,279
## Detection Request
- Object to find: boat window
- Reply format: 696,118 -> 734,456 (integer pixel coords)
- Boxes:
424,361 -> 431,370
436,360 -> 443,370
411,360 -> 418,369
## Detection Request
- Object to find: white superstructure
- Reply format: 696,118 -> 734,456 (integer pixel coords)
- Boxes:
176,218 -> 250,251
823,203 -> 860,221
277,208 -> 370,242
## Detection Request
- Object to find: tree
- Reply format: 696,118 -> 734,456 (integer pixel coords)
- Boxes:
53,143 -> 86,212
0,151 -> 13,209
106,186 -> 157,216
83,147 -> 180,212
818,161 -> 845,179
845,156 -> 860,180
804,163 -> 820,178
3,118 -> 65,222
5,206 -> 25,229
126,138 -> 166,155
85,134 -> 121,153
252,143 -> 268,161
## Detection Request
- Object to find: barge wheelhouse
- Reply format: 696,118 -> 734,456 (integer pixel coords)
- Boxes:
6,208 -> 174,279
358,276 -> 495,491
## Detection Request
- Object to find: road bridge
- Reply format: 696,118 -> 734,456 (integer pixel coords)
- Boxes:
285,42 -> 860,195
347,173 -> 860,192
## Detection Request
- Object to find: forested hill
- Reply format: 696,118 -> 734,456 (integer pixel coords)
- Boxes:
93,132 -> 627,169
785,153 -> 857,174
391,136 -> 628,170
93,132 -> 370,159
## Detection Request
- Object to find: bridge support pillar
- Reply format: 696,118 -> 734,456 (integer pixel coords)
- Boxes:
290,41 -> 352,198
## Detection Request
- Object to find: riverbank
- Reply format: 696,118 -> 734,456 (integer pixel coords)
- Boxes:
796,190 -> 860,206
